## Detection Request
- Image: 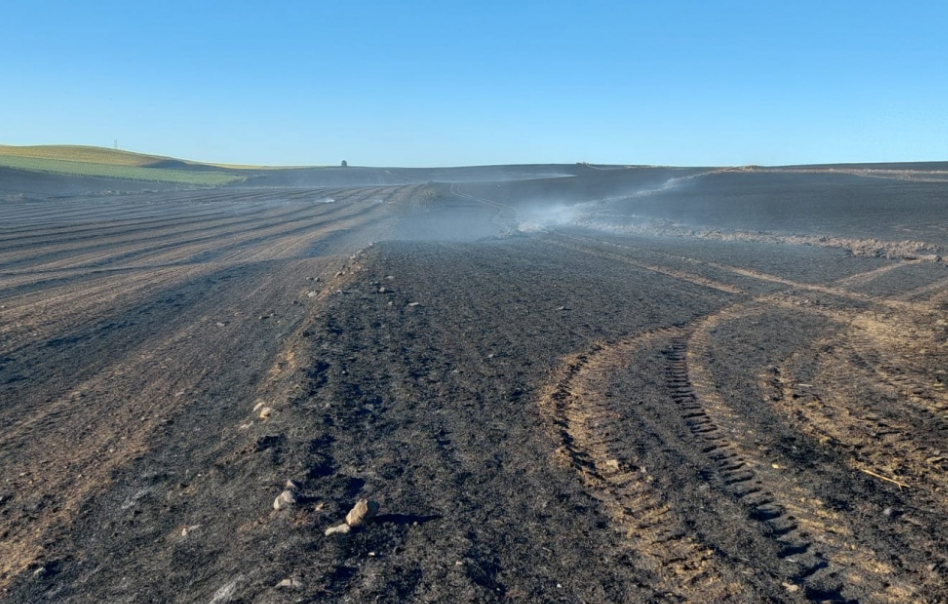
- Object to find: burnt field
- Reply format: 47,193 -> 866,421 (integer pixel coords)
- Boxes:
3,165 -> 948,603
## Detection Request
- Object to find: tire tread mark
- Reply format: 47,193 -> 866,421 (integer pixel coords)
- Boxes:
538,328 -> 747,603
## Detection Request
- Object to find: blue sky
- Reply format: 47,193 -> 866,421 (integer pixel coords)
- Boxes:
2,1 -> 946,166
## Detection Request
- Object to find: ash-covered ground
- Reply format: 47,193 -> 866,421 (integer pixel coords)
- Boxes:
3,164 -> 948,603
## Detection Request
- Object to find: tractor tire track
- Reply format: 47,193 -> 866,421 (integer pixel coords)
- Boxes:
538,328 -> 752,602
534,235 -> 937,600
684,310 -> 920,602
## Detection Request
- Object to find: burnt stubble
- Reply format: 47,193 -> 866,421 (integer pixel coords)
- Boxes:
2,164 -> 948,602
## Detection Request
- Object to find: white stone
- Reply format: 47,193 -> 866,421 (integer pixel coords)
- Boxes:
325,523 -> 351,536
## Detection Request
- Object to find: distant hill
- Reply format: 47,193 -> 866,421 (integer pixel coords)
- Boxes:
5,144 -> 943,199
232,164 -> 582,188
0,144 -> 247,186
0,144 -> 593,192
0,144 -> 174,166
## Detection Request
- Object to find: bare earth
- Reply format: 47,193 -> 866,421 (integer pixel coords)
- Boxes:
2,165 -> 948,603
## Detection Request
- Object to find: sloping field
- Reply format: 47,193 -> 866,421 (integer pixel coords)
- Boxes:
0,145 -> 583,190
0,145 -> 174,166
0,145 -> 245,186
2,165 -> 948,602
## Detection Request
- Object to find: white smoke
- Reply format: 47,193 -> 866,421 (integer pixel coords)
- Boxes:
517,203 -> 586,232
516,176 -> 688,233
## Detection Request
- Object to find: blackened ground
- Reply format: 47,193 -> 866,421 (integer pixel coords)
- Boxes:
2,165 -> 948,603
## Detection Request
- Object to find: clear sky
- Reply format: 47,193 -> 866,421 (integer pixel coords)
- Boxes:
2,1 -> 946,167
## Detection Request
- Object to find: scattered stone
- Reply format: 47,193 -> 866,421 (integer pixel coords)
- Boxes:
276,578 -> 302,589
181,524 -> 200,537
253,401 -> 265,412
273,490 -> 296,510
259,407 -> 273,420
378,286 -> 387,293
307,291 -> 318,298
32,566 -> 46,578
408,302 -> 420,307
385,275 -> 394,280
782,582 -> 800,593
325,522 -> 351,536
883,507 -> 893,517
216,321 -> 227,327
285,479 -> 300,491
346,498 -> 379,527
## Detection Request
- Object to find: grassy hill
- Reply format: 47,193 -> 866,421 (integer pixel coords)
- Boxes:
0,144 -> 248,186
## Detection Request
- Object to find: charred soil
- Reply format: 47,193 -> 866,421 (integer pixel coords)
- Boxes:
2,165 -> 948,603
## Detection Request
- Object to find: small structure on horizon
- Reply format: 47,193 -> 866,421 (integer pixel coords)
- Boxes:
341,160 -> 348,167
